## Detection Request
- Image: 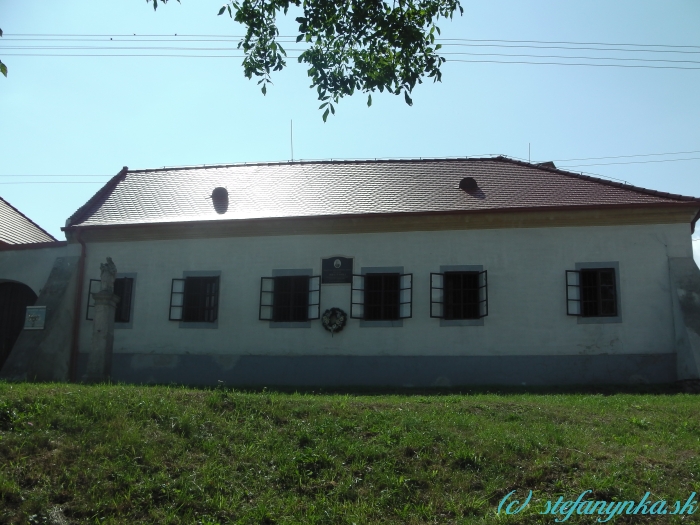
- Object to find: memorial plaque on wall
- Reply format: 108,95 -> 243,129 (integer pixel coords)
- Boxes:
321,256 -> 354,284
24,306 -> 47,330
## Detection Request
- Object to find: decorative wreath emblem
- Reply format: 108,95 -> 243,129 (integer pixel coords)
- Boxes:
321,307 -> 347,336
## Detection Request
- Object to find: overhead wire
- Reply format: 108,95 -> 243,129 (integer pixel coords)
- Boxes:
4,34 -> 700,49
552,149 -> 700,162
3,34 -> 700,70
559,157 -> 700,168
3,48 -> 700,66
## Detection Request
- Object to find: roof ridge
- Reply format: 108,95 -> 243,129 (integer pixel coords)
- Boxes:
126,156 -> 700,204
127,155 -> 514,173
0,195 -> 58,242
65,166 -> 129,228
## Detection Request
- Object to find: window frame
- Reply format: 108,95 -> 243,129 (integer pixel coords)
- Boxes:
430,265 -> 487,326
114,273 -> 136,329
259,269 -> 320,328
85,274 -> 137,329
566,262 -> 622,324
351,266 -> 412,327
169,271 -> 221,329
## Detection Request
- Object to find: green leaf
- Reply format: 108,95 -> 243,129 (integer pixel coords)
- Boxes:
322,108 -> 329,122
319,102 -> 328,109
330,104 -> 335,115
0,60 -> 6,78
261,83 -> 267,95
218,6 -> 226,15
296,34 -> 304,43
0,28 -> 3,37
404,91 -> 413,106
227,5 -> 232,17
367,94 -> 372,107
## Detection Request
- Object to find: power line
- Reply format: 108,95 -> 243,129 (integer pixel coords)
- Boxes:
5,54 -> 700,70
560,157 -> 700,168
435,38 -> 700,50
447,59 -> 700,71
4,34 -> 700,49
4,40 -> 700,56
4,48 -> 700,66
552,149 -> 700,162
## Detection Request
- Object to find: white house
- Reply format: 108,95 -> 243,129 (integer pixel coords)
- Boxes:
2,157 -> 700,386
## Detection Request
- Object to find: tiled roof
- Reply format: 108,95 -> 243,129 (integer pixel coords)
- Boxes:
0,196 -> 57,244
66,157 -> 700,229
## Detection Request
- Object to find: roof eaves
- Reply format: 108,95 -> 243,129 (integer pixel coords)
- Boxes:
64,166 -> 129,229
0,196 -> 58,242
692,208 -> 700,234
0,240 -> 69,251
65,201 -> 699,233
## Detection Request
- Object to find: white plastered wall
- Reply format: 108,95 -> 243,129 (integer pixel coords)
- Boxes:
76,222 -> 693,358
0,244 -> 80,294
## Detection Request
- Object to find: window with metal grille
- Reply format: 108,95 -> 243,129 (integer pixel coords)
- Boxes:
113,277 -> 134,323
86,277 -> 134,323
259,275 -> 321,322
566,268 -> 617,317
430,271 -> 487,319
350,272 -> 412,321
169,276 -> 219,322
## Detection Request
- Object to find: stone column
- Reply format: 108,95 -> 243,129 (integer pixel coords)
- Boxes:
83,257 -> 119,383
83,290 -> 119,382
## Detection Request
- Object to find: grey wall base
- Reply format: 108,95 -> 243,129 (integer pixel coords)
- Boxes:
75,353 -> 675,387
669,257 -> 700,380
0,256 -> 80,382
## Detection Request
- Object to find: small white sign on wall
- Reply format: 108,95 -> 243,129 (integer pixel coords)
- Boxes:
24,306 -> 47,330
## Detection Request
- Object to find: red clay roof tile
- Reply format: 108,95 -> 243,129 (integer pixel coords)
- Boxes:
66,157 -> 700,229
0,196 -> 57,244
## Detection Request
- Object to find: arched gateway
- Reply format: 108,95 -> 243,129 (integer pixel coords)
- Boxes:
0,281 -> 37,369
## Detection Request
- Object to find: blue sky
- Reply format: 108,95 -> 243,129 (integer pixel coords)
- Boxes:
1,1 -> 699,262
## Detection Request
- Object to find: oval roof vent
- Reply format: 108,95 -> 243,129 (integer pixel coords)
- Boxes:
210,187 -> 229,214
459,177 -> 478,192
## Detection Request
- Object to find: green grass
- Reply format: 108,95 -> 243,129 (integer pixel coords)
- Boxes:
0,383 -> 699,524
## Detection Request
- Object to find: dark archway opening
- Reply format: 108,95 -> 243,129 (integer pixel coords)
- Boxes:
0,282 -> 38,370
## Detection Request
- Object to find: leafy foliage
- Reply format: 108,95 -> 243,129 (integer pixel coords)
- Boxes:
148,0 -> 463,119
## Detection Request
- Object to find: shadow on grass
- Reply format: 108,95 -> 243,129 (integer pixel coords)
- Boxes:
6,379 -> 690,396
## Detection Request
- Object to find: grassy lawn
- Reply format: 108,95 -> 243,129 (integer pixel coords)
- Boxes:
0,383 -> 699,524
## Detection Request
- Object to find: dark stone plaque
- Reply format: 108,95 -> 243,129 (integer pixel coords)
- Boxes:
321,256 -> 354,284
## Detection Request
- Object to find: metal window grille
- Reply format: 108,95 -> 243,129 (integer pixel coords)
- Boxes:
351,273 -> 412,320
169,277 -> 219,322
430,271 -> 487,319
581,268 -> 617,317
183,276 -> 219,322
113,278 -> 133,323
567,268 -> 617,317
87,277 -> 134,322
259,275 -> 321,321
